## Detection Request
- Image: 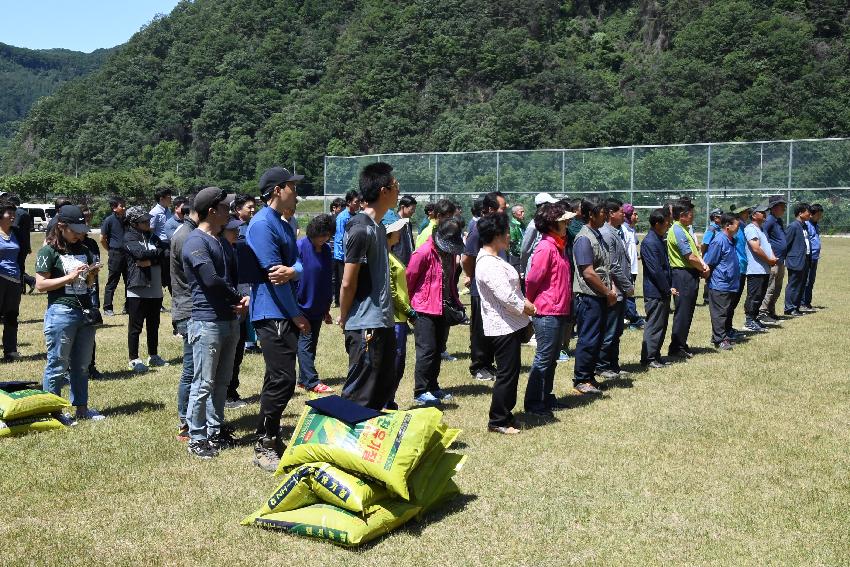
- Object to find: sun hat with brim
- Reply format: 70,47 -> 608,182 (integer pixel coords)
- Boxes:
125,206 -> 152,226
732,204 -> 752,214
56,205 -> 90,233
433,219 -> 465,255
557,211 -> 578,221
385,217 -> 409,234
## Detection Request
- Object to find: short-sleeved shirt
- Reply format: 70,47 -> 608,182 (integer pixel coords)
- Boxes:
744,223 -> 773,275
0,233 -> 21,282
673,224 -> 693,256
333,209 -> 352,260
35,243 -> 94,308
702,223 -> 720,248
703,233 -> 740,292
101,213 -> 125,250
573,236 -> 595,267
343,213 -> 393,330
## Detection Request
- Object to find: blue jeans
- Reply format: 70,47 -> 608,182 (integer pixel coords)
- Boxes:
573,294 -> 607,384
175,318 -> 194,425
597,301 -> 626,372
297,318 -> 324,389
525,315 -> 567,412
42,303 -> 96,407
245,316 -> 258,347
187,319 -> 239,441
624,274 -> 641,322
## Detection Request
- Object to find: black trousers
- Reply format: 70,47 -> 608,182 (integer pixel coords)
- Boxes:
641,296 -> 670,364
745,275 -> 769,323
160,251 -> 172,294
0,278 -> 21,355
342,327 -> 397,410
255,318 -> 299,439
784,257 -> 811,314
669,268 -> 699,355
333,260 -> 345,307
488,328 -> 523,428
228,316 -> 247,398
469,295 -> 495,375
126,296 -> 162,360
413,314 -> 450,397
708,288 -> 735,344
730,274 -> 746,315
103,249 -> 127,310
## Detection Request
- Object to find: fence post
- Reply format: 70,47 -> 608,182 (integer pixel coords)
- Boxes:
706,144 -> 712,228
786,141 -> 793,225
323,155 -> 328,212
629,147 -> 635,204
434,154 -> 439,199
495,151 -> 500,193
561,151 -> 566,194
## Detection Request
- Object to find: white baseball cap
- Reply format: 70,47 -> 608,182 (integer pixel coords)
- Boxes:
534,192 -> 558,206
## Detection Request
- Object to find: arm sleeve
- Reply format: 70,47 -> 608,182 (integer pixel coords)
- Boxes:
605,233 -> 633,294
247,219 -> 283,269
344,224 -> 370,264
124,235 -> 164,262
703,240 -> 721,268
185,241 -> 242,304
519,223 -> 538,274
642,244 -> 670,295
673,225 -> 692,255
405,249 -> 426,293
573,236 -> 594,268
524,242 -> 551,302
477,257 -> 526,316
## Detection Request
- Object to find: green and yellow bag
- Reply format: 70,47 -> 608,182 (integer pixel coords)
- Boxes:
309,463 -> 387,513
0,389 -> 69,421
241,465 -> 320,524
278,407 -> 443,500
408,450 -> 466,517
248,501 -> 420,547
0,415 -> 65,438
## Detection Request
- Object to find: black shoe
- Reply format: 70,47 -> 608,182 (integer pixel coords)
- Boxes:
244,345 -> 263,355
225,397 -> 248,410
669,349 -> 694,359
525,410 -> 556,423
574,382 -> 603,395
759,313 -> 778,324
187,439 -> 218,459
784,310 -> 802,317
209,429 -> 237,450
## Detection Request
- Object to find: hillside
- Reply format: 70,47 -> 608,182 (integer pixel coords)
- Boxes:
0,43 -> 112,152
4,0 -> 850,192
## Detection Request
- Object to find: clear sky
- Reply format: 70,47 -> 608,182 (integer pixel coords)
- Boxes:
0,0 -> 181,52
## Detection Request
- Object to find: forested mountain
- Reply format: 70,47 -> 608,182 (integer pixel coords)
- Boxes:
4,0 -> 850,193
0,43 -> 111,152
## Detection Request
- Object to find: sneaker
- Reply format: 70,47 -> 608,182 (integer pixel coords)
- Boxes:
177,423 -> 189,441
557,350 -> 570,362
473,369 -> 496,382
209,429 -> 237,450
744,321 -> 767,333
799,306 -> 816,314
3,352 -> 21,362
413,392 -> 441,406
56,412 -> 78,427
76,408 -> 106,421
244,344 -> 263,355
188,439 -> 218,459
525,409 -> 556,422
147,354 -> 170,367
716,339 -> 734,351
596,369 -> 620,380
128,359 -> 149,373
759,313 -> 779,324
225,397 -> 248,410
574,382 -> 603,395
440,351 -> 457,361
488,424 -> 521,434
647,360 -> 667,369
309,382 -> 335,394
103,309 -> 115,317
784,310 -> 802,317
253,437 -> 283,472
432,389 -> 454,403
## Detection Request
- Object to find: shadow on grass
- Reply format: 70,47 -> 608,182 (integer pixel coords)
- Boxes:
19,319 -> 45,325
103,400 -> 165,417
447,383 -> 492,397
600,377 -> 635,390
95,369 -> 139,381
551,393 -> 601,410
446,351 -> 470,361
15,352 -> 46,362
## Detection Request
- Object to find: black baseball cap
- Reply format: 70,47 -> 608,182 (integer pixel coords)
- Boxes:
259,167 -> 304,198
194,187 -> 235,214
56,205 -> 89,234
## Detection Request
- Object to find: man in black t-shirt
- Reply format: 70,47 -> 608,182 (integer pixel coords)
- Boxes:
100,196 -> 127,316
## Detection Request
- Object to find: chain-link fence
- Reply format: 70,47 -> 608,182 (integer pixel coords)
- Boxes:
324,138 -> 850,234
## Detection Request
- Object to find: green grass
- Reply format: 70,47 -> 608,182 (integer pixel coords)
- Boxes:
2,238 -> 849,566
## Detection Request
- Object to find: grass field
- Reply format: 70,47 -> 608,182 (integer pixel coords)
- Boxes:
1,237 -> 849,566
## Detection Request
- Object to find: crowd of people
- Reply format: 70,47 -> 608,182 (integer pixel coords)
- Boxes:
0,161 -> 827,459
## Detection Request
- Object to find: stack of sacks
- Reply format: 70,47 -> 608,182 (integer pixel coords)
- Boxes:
242,405 -> 465,547
0,388 -> 69,438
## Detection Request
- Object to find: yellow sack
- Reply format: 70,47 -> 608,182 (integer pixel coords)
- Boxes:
0,389 -> 70,421
249,501 -> 420,547
278,407 -> 443,500
241,465 -> 320,524
0,415 -> 65,438
309,463 -> 387,513
408,450 -> 466,517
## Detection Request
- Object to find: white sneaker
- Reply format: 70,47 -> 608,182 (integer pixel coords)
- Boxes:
129,359 -> 149,373
147,355 -> 170,367
76,408 -> 106,421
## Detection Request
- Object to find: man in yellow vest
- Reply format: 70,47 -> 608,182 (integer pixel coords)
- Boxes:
666,200 -> 709,359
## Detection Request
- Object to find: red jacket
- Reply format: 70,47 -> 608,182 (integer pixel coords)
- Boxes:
406,238 -> 460,316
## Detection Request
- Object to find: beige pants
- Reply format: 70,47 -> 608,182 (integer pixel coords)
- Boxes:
759,261 -> 785,316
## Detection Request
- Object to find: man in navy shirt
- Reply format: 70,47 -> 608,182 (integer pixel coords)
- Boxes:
783,202 -> 812,317
100,196 -> 127,316
182,187 -> 248,459
247,166 -> 309,472
803,203 -> 823,310
703,213 -> 741,350
759,195 -> 787,323
640,208 -> 677,369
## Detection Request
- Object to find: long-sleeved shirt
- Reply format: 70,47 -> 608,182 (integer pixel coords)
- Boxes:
599,223 -> 634,300
474,250 -> 529,337
295,237 -> 333,321
525,234 -> 572,316
170,217 -> 198,322
806,220 -> 821,261
333,208 -> 352,260
640,229 -> 673,299
623,222 -> 639,275
763,214 -> 787,260
182,228 -> 241,321
519,220 -> 541,276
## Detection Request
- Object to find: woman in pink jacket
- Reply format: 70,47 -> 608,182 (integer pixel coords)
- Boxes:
524,202 -> 576,417
406,217 -> 465,406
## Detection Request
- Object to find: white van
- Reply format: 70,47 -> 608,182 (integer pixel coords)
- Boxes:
21,203 -> 55,231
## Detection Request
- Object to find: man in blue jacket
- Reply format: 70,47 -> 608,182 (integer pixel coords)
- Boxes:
332,190 -> 361,307
759,195 -> 787,323
640,208 -> 677,369
783,202 -> 812,317
248,166 -> 310,472
803,203 -> 823,310
704,213 -> 741,350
